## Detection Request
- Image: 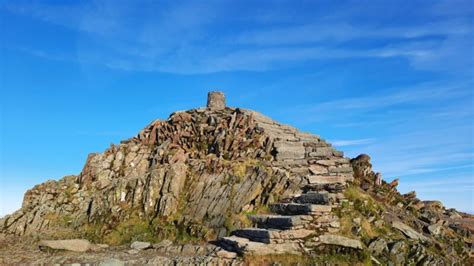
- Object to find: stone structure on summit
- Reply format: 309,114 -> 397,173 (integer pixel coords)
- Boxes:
207,91 -> 226,110
0,92 -> 471,265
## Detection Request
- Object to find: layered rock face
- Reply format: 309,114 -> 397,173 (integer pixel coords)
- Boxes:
0,92 -> 353,241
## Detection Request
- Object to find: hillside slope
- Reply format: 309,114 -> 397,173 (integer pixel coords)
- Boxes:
0,92 -> 471,265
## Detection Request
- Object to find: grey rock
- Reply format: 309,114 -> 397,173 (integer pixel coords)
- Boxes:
389,241 -> 406,255
153,239 -> 173,249
249,215 -> 306,230
269,203 -> 313,215
38,239 -> 93,252
274,141 -> 305,160
232,228 -> 272,243
130,241 -> 152,250
368,238 -> 388,255
220,236 -> 301,256
318,234 -> 363,249
427,224 -> 442,236
296,192 -> 329,204
392,221 -> 428,242
127,249 -> 140,254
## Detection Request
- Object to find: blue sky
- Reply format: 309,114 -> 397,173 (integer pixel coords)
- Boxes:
0,0 -> 473,216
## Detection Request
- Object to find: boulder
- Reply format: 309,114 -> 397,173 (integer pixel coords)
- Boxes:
38,239 -> 93,252
392,221 -> 428,242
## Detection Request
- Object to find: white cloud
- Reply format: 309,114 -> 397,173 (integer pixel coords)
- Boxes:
331,138 -> 375,147
4,1 -> 473,74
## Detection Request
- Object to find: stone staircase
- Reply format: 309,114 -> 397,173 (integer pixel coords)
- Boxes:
219,187 -> 343,255
216,110 -> 352,256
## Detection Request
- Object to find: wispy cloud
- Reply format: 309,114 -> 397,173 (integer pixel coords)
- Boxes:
331,138 -> 375,147
232,20 -> 472,46
3,1 -> 473,74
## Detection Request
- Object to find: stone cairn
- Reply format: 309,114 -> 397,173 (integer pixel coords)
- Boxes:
207,91 -> 226,111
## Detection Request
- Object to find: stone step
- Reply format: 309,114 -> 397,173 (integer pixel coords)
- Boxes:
295,191 -> 329,204
230,228 -> 314,244
249,215 -> 310,230
307,175 -> 347,185
231,228 -> 272,243
219,236 -> 302,256
307,175 -> 351,185
269,203 -> 332,215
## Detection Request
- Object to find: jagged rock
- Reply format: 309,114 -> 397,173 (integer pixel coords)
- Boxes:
374,172 -> 382,186
130,241 -> 152,250
423,201 -> 444,210
403,191 -> 417,201
389,179 -> 399,189
449,211 -> 462,219
317,234 -> 363,249
427,224 -> 442,236
392,221 -> 428,242
153,239 -> 173,249
38,239 -> 95,252
368,238 -> 388,255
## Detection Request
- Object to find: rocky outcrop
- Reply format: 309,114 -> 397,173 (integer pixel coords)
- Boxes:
349,152 -> 473,264
0,92 -> 471,265
0,92 -> 352,243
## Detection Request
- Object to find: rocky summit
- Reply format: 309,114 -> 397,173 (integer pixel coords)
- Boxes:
0,92 -> 472,265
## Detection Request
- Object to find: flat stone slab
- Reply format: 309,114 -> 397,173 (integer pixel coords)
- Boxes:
130,241 -> 152,250
38,239 -> 94,252
269,203 -> 313,215
307,175 -> 347,185
295,191 -> 329,204
219,236 -> 302,256
231,228 -> 272,243
269,203 -> 332,215
274,141 -> 305,161
318,234 -> 363,249
249,215 -> 307,229
392,221 -> 429,242
310,204 -> 333,213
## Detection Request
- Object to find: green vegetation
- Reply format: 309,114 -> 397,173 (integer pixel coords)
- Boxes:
103,216 -> 155,245
336,185 -> 401,245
